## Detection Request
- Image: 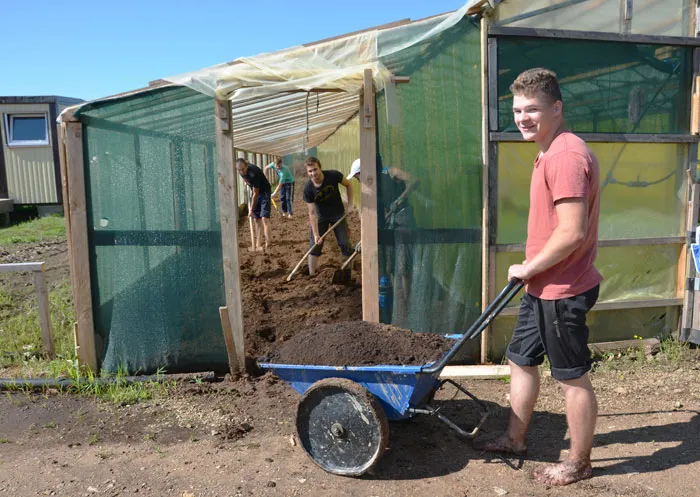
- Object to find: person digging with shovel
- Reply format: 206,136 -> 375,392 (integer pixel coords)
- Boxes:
474,68 -> 602,487
346,158 -> 419,319
303,157 -> 355,276
265,158 -> 295,218
236,158 -> 272,251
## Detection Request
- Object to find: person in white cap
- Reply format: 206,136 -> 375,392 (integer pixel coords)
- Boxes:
348,159 -> 419,323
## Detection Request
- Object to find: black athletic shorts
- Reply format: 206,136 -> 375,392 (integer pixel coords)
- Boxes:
252,192 -> 271,219
506,285 -> 599,381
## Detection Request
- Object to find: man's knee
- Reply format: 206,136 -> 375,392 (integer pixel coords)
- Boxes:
558,373 -> 594,393
508,360 -> 540,377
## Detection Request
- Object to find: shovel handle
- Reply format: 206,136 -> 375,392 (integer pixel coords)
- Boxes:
286,214 -> 348,281
340,249 -> 360,270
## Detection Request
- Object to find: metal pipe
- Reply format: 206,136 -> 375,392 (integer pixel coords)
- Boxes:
422,279 -> 523,374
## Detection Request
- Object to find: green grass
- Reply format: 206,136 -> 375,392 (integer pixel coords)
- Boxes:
0,281 -> 75,368
0,215 -> 65,244
1,276 -> 176,405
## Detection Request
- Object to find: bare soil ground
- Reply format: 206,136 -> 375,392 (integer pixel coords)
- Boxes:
1,361 -> 699,497
1,199 -> 700,496
238,195 -> 363,360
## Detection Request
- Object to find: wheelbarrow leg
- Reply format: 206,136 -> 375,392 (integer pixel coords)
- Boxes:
408,379 -> 490,439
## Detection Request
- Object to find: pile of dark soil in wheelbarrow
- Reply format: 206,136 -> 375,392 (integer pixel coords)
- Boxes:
264,320 -> 454,366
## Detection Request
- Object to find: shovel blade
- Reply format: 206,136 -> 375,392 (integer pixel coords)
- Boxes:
332,268 -> 353,285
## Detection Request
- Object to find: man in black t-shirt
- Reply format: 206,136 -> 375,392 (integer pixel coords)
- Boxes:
236,158 -> 272,251
302,157 -> 355,275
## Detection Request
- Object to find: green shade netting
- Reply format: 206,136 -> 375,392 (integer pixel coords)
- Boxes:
78,86 -> 228,374
375,18 -> 483,361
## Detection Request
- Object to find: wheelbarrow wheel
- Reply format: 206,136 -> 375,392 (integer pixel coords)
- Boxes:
296,378 -> 389,476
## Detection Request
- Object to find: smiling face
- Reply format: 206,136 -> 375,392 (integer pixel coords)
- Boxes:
306,162 -> 323,184
512,92 -> 563,145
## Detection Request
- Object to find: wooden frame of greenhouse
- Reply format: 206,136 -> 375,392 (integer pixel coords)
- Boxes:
57,0 -> 700,374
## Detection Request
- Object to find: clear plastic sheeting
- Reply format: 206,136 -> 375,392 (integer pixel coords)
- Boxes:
315,116 -> 361,207
497,142 -> 688,244
161,1 -> 481,155
497,37 -> 692,134
165,2 -> 476,102
494,0 -> 691,38
496,244 -> 681,305
374,17 -> 483,362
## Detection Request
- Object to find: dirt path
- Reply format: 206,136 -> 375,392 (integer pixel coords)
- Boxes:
1,358 -> 699,497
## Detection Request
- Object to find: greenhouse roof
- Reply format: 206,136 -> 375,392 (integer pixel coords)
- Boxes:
61,0 -> 692,155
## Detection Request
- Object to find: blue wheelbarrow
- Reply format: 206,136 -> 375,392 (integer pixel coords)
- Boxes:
258,279 -> 523,476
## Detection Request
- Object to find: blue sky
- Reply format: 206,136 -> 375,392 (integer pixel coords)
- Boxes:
1,0 -> 466,101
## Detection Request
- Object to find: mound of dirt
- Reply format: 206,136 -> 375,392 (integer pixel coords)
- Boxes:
264,320 -> 454,366
239,193 -> 363,361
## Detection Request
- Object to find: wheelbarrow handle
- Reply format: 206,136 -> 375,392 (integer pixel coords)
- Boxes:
422,279 -> 524,374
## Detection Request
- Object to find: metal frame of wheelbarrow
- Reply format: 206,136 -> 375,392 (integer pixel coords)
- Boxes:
257,279 -> 523,476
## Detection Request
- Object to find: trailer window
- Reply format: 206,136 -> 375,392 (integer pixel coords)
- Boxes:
4,114 -> 49,146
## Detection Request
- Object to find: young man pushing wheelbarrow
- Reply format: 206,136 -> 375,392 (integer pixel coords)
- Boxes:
475,68 -> 602,487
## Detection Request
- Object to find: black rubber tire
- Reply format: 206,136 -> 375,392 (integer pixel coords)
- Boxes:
296,378 -> 389,476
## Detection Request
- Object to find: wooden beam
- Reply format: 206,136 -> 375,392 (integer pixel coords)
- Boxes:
589,337 -> 660,356
488,25 -> 700,46
487,37 -> 498,132
390,76 -> 411,84
439,364 -> 510,379
0,262 -> 46,273
495,236 -> 686,252
480,15 -> 491,364
491,132 -> 700,143
32,269 -> 55,359
499,297 -> 683,316
214,99 -> 247,373
63,121 -> 98,371
360,68 -> 379,323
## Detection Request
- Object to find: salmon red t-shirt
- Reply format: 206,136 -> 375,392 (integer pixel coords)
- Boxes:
525,131 -> 603,300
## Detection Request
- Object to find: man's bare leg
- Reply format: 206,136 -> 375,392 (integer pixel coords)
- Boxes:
261,218 -> 271,249
475,361 -> 539,455
254,219 -> 264,251
534,374 -> 596,486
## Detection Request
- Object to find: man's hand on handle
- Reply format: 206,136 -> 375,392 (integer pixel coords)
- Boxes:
508,260 -> 532,282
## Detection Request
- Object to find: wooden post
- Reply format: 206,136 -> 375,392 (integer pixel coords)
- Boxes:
0,262 -> 55,359
32,267 -> 55,359
62,121 -> 98,371
360,68 -> 380,322
480,15 -> 491,363
214,99 -> 247,372
219,306 -> 239,376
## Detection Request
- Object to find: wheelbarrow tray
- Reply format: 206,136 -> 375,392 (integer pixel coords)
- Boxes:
257,361 -> 439,420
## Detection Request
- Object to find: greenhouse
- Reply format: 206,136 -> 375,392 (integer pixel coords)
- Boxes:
58,0 -> 700,373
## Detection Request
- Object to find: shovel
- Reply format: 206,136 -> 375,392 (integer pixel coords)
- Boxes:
287,214 -> 348,282
332,242 -> 361,285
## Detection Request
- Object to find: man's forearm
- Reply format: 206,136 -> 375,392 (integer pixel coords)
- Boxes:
309,212 -> 319,238
345,183 -> 354,209
526,226 -> 585,277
